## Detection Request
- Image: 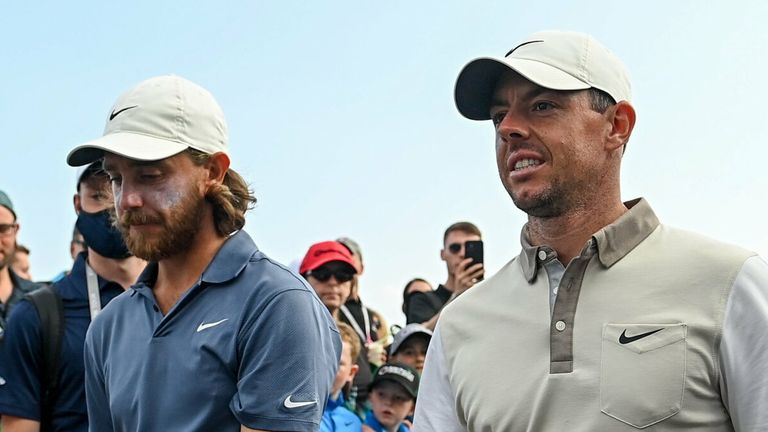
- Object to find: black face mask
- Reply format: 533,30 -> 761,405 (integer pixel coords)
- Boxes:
75,209 -> 132,259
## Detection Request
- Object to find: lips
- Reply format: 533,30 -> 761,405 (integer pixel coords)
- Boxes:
507,150 -> 546,176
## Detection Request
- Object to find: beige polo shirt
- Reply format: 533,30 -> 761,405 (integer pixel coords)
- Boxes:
413,199 -> 768,431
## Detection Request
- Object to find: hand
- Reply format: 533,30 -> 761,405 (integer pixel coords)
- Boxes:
366,341 -> 388,367
454,258 -> 484,291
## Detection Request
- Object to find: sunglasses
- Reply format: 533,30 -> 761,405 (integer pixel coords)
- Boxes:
0,223 -> 18,236
447,242 -> 463,254
306,266 -> 355,283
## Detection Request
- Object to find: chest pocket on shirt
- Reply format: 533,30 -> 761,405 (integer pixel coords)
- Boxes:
600,323 -> 687,429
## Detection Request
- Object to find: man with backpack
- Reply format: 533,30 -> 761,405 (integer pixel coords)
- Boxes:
0,162 -> 145,432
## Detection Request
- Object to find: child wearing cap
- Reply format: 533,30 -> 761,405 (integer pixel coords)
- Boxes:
388,323 -> 432,374
363,363 -> 419,432
321,322 -> 363,432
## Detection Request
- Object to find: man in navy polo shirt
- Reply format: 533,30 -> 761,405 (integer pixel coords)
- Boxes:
68,75 -> 341,432
0,163 -> 145,431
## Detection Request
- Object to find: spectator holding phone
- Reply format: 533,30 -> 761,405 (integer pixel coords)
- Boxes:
405,222 -> 484,330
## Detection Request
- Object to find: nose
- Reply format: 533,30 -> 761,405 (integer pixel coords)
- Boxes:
115,181 -> 143,211
497,112 -> 530,144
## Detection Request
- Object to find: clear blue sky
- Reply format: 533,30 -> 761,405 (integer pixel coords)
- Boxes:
2,1 -> 766,326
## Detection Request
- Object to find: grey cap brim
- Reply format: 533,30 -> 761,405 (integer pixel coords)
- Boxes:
455,57 -> 591,121
67,132 -> 189,167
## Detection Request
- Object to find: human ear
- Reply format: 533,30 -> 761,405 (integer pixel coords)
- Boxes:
605,101 -> 636,152
204,152 -> 230,186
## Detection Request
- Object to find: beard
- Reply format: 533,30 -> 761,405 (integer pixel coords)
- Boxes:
509,174 -> 595,219
116,186 -> 206,262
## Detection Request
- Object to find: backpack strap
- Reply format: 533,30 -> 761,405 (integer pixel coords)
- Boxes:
26,285 -> 64,431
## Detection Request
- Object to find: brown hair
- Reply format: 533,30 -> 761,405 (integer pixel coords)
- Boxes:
187,149 -> 257,236
443,221 -> 481,244
336,321 -> 361,360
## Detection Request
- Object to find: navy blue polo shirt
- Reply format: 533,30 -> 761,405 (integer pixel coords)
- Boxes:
0,253 -> 124,431
84,230 -> 342,431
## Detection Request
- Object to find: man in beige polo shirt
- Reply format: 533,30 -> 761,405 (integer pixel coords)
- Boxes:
413,30 -> 768,431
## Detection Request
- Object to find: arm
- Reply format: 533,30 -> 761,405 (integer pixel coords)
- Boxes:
412,324 -> 466,432
231,289 -> 341,432
1,416 -> 40,432
719,255 -> 768,431
0,302 -> 45,425
83,321 -> 115,431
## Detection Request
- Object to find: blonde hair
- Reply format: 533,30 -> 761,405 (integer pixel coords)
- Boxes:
336,321 -> 361,360
187,149 -> 257,236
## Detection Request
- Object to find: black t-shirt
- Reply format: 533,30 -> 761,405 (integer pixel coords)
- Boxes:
405,284 -> 452,324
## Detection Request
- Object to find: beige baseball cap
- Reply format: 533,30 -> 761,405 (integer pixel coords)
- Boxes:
455,30 -> 632,120
67,75 -> 228,166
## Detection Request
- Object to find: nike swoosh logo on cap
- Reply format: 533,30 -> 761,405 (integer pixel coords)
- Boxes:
109,105 -> 138,121
196,318 -> 229,332
619,328 -> 663,344
505,40 -> 544,57
283,395 -> 318,409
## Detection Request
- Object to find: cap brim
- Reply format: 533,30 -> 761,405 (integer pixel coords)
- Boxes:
67,132 -> 188,167
455,57 -> 591,120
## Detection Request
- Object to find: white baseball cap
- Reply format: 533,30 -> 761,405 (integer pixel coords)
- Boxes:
455,30 -> 632,120
67,75 -> 228,166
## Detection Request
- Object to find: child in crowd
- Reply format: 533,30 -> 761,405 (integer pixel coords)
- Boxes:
321,322 -> 363,432
363,363 -> 419,432
388,323 -> 432,374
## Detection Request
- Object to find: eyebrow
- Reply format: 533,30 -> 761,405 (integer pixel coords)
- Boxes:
102,159 -> 160,172
490,86 -> 564,109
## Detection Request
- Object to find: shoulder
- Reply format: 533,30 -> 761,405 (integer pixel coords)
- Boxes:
651,224 -> 755,262
4,299 -> 41,334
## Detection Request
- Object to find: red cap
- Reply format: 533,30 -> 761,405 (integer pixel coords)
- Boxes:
299,241 -> 357,275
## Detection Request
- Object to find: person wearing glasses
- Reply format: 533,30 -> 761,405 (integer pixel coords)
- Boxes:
0,163 -> 146,432
405,222 -> 484,330
0,190 -> 41,340
300,240 -> 358,321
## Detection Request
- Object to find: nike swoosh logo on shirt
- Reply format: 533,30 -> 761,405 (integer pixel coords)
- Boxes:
619,328 -> 663,344
283,395 -> 318,409
196,318 -> 229,332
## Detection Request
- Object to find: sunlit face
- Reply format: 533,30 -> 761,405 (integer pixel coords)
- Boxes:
390,334 -> 430,374
104,152 -> 207,262
11,250 -> 30,280
0,206 -> 17,270
440,230 -> 481,278
369,381 -> 415,430
489,71 -> 612,217
331,341 -> 358,396
306,261 -> 354,313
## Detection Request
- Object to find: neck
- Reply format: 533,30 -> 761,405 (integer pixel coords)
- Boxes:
87,250 -> 146,290
526,199 -> 627,264
154,220 -> 227,314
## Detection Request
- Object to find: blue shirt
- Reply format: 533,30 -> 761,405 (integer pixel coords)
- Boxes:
364,410 -> 410,432
0,253 -> 124,431
321,394 -> 362,432
84,230 -> 342,431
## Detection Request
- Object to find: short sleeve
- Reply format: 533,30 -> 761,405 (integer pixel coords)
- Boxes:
0,300 -> 44,420
719,255 -> 768,431
230,289 -> 341,431
412,323 -> 466,432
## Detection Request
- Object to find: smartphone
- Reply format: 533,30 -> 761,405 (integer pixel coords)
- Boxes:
464,240 -> 484,281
